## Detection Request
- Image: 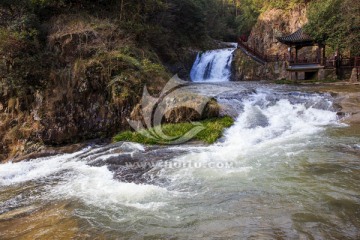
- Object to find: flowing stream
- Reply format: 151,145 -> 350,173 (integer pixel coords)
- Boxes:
0,47 -> 360,239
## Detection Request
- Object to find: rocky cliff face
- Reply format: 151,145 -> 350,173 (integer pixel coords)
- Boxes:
247,4 -> 308,56
233,4 -> 315,81
0,16 -> 156,160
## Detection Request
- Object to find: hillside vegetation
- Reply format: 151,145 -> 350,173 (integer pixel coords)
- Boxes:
0,0 -> 240,99
236,0 -> 360,55
305,0 -> 360,55
0,0 -> 240,161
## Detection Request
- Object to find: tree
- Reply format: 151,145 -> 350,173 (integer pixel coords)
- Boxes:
305,0 -> 360,55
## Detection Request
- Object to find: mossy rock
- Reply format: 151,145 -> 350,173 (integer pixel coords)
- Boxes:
113,116 -> 234,145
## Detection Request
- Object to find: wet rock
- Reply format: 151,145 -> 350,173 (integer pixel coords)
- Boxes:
336,112 -> 346,118
0,203 -> 81,240
0,206 -> 39,221
130,95 -> 220,125
246,107 -> 269,129
334,92 -> 360,124
11,139 -> 108,163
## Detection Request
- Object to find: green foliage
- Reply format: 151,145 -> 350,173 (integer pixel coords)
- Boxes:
195,0 -> 237,40
0,28 -> 24,51
118,0 -> 238,47
234,0 -> 359,55
0,27 -> 46,97
110,52 -> 142,70
274,79 -> 295,84
141,59 -> 166,75
322,78 -> 338,83
235,0 -> 262,35
113,116 -> 235,145
72,48 -> 169,106
305,0 -> 360,55
305,0 -> 342,47
108,50 -> 168,100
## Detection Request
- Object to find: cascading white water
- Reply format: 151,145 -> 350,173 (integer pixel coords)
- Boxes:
0,143 -> 171,211
155,89 -> 339,183
190,44 -> 237,82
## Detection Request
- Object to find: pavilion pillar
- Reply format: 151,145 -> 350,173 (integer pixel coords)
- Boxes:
289,47 -> 291,56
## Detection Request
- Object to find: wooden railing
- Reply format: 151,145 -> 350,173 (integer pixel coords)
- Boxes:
325,57 -> 360,69
355,57 -> 360,80
340,58 -> 355,68
354,57 -> 360,68
237,39 -> 268,63
325,59 -> 336,69
289,56 -> 320,65
238,38 -> 288,63
238,38 -> 360,74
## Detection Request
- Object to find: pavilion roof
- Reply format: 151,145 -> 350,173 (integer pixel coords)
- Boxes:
277,28 -> 316,46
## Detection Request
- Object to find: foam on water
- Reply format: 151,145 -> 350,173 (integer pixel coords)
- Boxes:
0,143 -> 170,210
0,148 -> 91,186
49,163 -> 170,210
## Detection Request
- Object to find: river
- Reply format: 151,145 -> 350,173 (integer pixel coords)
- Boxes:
0,46 -> 359,239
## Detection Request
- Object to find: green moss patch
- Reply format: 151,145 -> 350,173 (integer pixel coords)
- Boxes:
275,78 -> 339,85
113,116 -> 234,145
274,79 -> 295,84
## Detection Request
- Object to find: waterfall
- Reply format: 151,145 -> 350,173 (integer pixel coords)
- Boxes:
190,43 -> 237,82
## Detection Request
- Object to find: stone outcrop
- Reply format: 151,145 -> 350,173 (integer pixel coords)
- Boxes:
0,203 -> 83,239
335,92 -> 360,124
232,49 -> 288,81
247,5 -> 308,57
233,3 -> 324,81
316,85 -> 360,124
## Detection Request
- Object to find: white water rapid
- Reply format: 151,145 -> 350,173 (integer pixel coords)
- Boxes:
1,68 -> 359,238
0,88 -> 339,213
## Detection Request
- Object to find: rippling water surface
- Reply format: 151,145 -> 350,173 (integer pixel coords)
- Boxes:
0,82 -> 359,239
